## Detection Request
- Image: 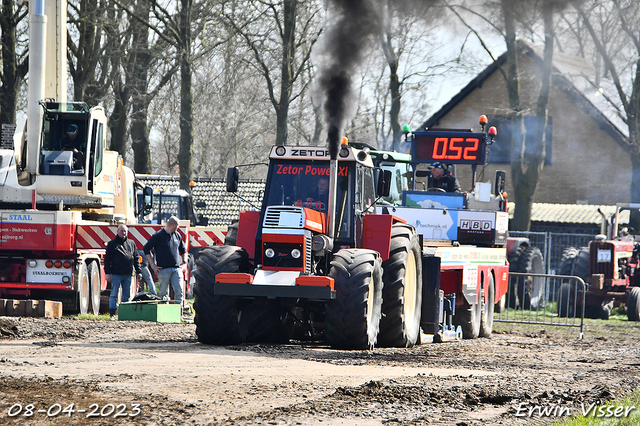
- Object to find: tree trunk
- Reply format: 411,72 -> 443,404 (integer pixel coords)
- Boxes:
178,0 -> 194,190
109,82 -> 128,158
130,0 -> 152,174
0,0 -> 25,126
275,0 -> 297,146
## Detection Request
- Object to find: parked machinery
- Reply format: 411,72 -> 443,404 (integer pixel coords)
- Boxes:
0,0 -> 188,314
559,204 -> 640,320
193,116 -> 515,348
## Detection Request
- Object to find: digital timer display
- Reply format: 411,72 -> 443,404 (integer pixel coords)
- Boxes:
412,131 -> 487,165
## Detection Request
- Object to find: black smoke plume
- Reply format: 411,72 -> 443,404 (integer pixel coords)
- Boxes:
315,0 -> 380,159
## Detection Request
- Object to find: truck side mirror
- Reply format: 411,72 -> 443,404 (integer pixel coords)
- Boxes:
494,170 -> 506,196
376,169 -> 392,197
142,186 -> 153,215
226,167 -> 239,193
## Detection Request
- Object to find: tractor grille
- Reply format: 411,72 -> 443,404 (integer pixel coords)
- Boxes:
262,232 -> 313,273
263,206 -> 304,229
306,234 -> 312,273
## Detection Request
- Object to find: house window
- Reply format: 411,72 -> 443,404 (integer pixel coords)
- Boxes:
486,116 -> 552,165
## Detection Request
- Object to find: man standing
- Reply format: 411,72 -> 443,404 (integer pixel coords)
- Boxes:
105,224 -> 142,319
143,216 -> 187,305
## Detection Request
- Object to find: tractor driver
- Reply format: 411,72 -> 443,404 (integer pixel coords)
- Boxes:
306,176 -> 329,211
428,162 -> 460,193
61,124 -> 85,170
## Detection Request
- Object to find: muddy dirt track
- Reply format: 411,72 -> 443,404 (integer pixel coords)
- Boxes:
1,317 -> 639,426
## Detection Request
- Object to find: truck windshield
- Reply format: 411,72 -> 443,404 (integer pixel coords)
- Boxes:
137,193 -> 182,224
263,161 -> 353,237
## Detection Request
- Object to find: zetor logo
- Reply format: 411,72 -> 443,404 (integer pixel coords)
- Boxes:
8,214 -> 32,221
291,149 -> 329,157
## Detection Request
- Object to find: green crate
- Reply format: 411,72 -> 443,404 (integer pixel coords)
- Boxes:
117,301 -> 181,323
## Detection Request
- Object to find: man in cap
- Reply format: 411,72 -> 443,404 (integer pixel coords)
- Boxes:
428,162 -> 461,193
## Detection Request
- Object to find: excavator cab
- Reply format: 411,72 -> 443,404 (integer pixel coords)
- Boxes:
40,102 -> 89,176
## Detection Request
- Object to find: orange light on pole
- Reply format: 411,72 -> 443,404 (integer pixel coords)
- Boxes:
479,115 -> 488,126
341,137 -> 349,145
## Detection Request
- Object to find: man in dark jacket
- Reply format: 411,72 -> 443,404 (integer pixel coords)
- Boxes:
428,162 -> 461,193
143,216 -> 187,305
105,224 -> 142,319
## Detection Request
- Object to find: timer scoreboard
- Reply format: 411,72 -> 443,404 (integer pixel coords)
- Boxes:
411,131 -> 487,165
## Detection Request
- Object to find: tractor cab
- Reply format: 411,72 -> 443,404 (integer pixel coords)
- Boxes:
227,144 -> 389,277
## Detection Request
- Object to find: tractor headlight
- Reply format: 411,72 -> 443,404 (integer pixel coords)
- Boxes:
265,248 -> 275,258
28,260 -> 37,268
291,249 -> 301,259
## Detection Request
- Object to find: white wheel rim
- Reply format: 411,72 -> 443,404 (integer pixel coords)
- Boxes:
403,250 -> 418,332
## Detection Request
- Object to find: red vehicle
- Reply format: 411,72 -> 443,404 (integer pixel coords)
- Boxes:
192,117 -> 513,348
559,204 -> 640,320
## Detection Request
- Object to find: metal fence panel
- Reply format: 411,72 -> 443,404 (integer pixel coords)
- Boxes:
494,272 -> 585,336
509,231 -> 595,274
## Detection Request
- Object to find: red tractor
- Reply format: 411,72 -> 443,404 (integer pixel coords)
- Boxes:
559,204 -> 640,320
193,118 -> 511,348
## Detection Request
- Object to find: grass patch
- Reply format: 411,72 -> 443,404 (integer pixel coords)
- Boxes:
551,390 -> 640,426
63,313 -> 111,321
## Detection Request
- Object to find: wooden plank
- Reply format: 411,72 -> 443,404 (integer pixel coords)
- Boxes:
44,300 -> 63,319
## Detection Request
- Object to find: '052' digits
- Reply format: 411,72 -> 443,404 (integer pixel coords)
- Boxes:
8,403 -> 141,418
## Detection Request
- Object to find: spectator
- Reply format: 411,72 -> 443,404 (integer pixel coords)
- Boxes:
105,224 -> 142,319
428,162 -> 461,193
143,216 -> 187,306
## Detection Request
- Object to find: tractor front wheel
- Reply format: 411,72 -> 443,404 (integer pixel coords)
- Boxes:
193,245 -> 250,345
326,249 -> 383,349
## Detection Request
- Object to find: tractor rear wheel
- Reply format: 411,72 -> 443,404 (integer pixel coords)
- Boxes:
379,224 -> 422,347
453,293 -> 482,339
628,287 -> 640,322
224,220 -> 239,246
557,283 -> 576,318
193,245 -> 250,344
479,274 -> 495,338
326,249 -> 383,349
516,246 -> 545,310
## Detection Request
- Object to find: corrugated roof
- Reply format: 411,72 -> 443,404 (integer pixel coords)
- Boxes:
507,202 -> 629,224
137,174 -> 265,226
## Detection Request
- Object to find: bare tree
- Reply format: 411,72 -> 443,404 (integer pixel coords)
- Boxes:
571,0 -> 640,230
0,0 -> 28,126
220,0 -> 322,146
448,0 -> 570,230
67,0 -> 117,106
